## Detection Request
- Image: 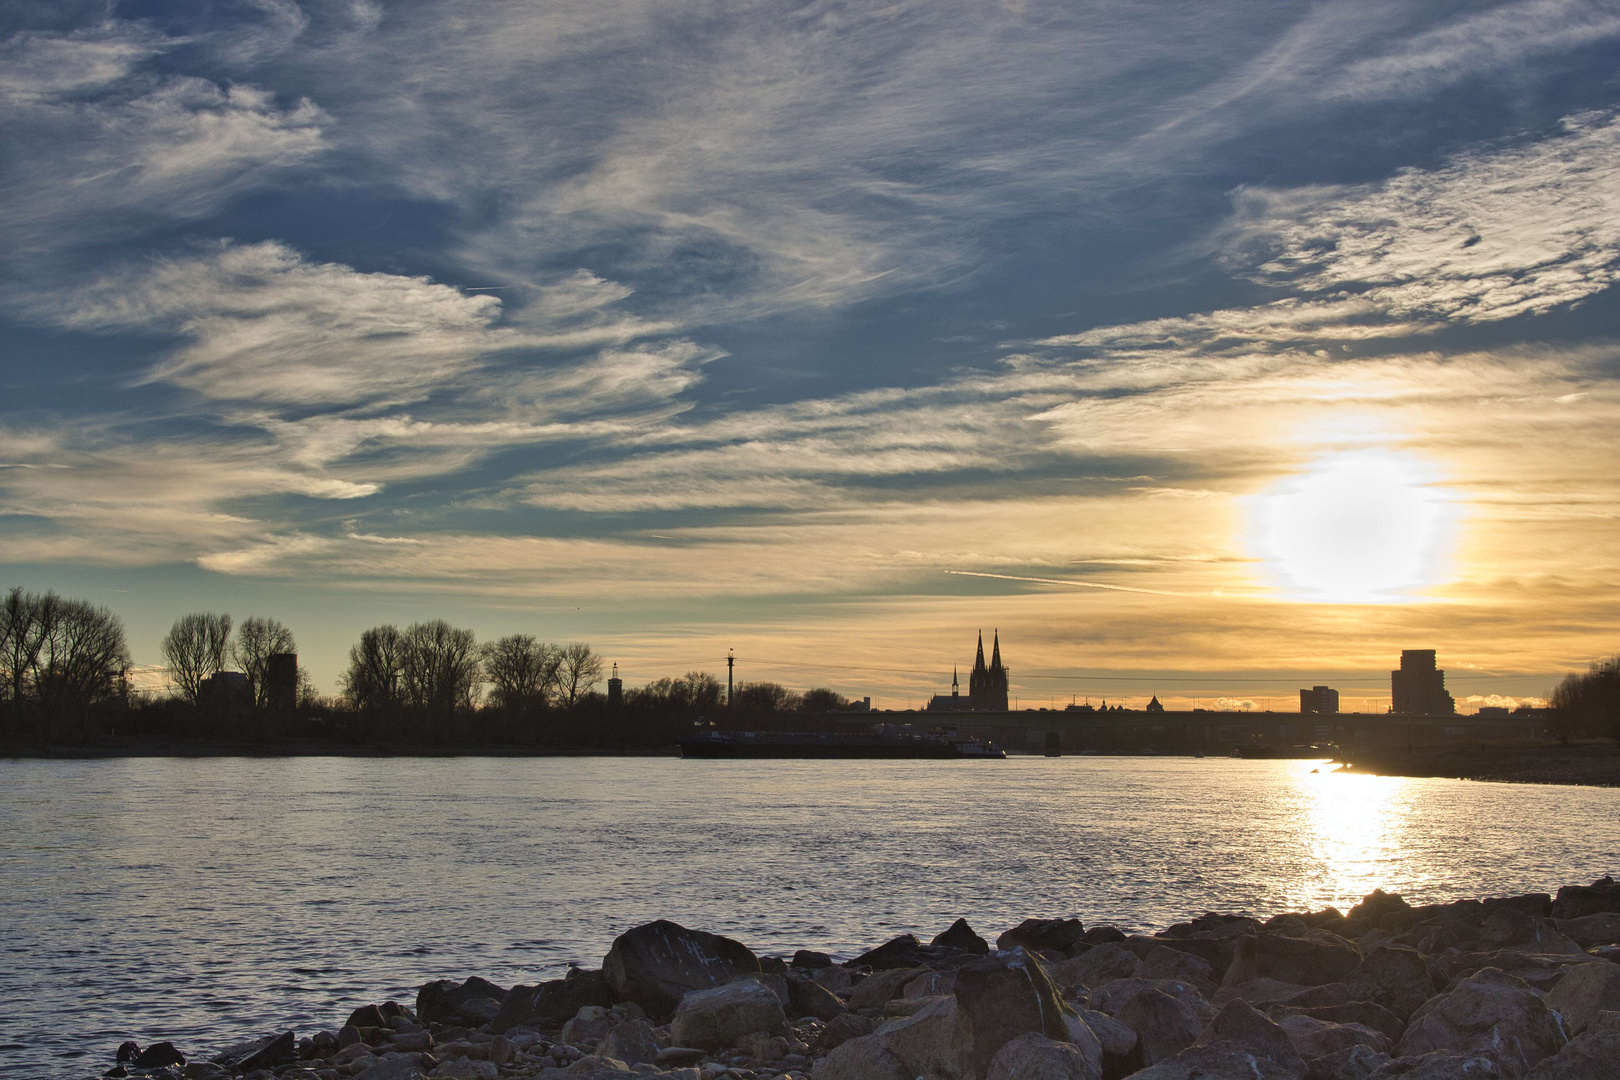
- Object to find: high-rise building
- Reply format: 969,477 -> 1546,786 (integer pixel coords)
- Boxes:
1299,685 -> 1340,715
266,652 -> 298,712
1391,649 -> 1455,715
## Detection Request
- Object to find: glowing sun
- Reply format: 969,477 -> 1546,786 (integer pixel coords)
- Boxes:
1248,449 -> 1455,603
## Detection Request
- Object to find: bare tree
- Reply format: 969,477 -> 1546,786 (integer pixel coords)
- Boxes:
483,634 -> 562,714
32,598 -> 129,739
732,680 -> 800,715
1552,657 -> 1620,743
1,588 -> 57,730
400,620 -> 481,716
343,625 -> 405,711
555,642 -> 604,708
234,616 -> 296,709
161,613 -> 233,705
800,687 -> 851,712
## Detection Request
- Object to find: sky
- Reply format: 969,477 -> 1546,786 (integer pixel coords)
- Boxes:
3,0 -> 1619,711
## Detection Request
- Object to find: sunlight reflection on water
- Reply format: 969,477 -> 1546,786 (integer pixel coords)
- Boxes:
2,755 -> 1616,1078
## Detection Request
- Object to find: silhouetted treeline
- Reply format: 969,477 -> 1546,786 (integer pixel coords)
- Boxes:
2,588 -> 865,749
1,588 -> 131,742
1551,656 -> 1620,744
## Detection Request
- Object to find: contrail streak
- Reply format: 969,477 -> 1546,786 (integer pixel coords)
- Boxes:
944,569 -> 1189,597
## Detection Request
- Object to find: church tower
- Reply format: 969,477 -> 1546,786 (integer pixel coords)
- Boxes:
968,630 -> 1009,711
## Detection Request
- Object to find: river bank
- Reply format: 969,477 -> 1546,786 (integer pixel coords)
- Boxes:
87,879 -> 1620,1080
1336,741 -> 1620,787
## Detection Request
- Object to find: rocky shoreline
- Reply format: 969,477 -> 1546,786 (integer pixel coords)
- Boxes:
92,879 -> 1620,1080
1336,745 -> 1620,788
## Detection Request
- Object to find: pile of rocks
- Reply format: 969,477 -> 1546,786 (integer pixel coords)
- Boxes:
96,878 -> 1620,1080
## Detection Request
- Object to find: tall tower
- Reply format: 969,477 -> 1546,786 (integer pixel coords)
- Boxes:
607,662 -> 623,709
951,666 -> 960,700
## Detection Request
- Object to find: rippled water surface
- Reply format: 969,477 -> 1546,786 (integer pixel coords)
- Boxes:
3,755 -> 1618,1077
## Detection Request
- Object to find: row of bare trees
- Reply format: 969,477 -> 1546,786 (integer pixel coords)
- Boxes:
1,588 -> 130,739
160,612 -> 298,709
1551,656 -> 1620,744
342,623 -> 605,717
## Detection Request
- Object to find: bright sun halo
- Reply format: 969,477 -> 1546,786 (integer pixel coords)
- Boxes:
1249,449 -> 1454,603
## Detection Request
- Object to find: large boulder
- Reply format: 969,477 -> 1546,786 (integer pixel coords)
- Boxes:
810,1033 -> 911,1080
1306,1043 -> 1392,1080
1523,1031 -> 1620,1079
418,977 -> 507,1026
935,919 -> 992,955
1551,879 -> 1620,921
667,979 -> 787,1050
952,949 -> 1093,1079
561,1005 -> 618,1047
1227,933 -> 1362,988
211,1031 -> 296,1072
496,970 -> 616,1031
1276,1014 -> 1392,1060
602,921 -> 759,1018
985,1032 -> 1101,1080
848,967 -> 928,1009
1093,977 -> 1213,1018
1196,999 -> 1305,1074
852,933 -> 946,970
1397,968 -> 1566,1076
1141,947 -> 1219,997
997,919 -> 1087,954
1544,962 -> 1620,1035
1554,914 -> 1620,950
1369,1050 -> 1507,1078
1341,946 -> 1442,1020
869,994 -> 974,1079
1048,944 -> 1141,990
1479,909 -> 1585,956
596,1019 -> 659,1066
1115,989 -> 1205,1068
1120,1041 -> 1304,1079
785,972 -> 847,1021
1270,1002 -> 1404,1045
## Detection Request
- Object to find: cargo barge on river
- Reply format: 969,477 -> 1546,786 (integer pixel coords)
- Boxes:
677,730 -> 1006,759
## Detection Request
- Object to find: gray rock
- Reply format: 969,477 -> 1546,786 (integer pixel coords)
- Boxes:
1397,967 -> 1566,1076
1305,1043 -> 1391,1080
602,921 -> 760,1019
597,1020 -> 660,1066
1226,932 -> 1363,988
417,978 -> 506,1027
953,948 -> 1093,1080
653,1047 -> 706,1066
562,1006 -> 618,1048
1523,1031 -> 1620,1079
933,918 -> 991,956
211,1031 -> 296,1072
668,979 -> 787,1050
809,1033 -> 911,1080
1341,946 -> 1441,1020
904,970 -> 958,999
353,1054 -> 427,1080
429,1061 -> 498,1080
1092,977 -> 1213,1018
1115,988 -> 1204,1067
1142,947 -> 1219,997
1120,1040 -> 1304,1079
984,1032 -> 1102,1080
1277,1014 -> 1392,1060
1553,914 -> 1620,950
496,969 -> 617,1032
785,972 -> 847,1021
1368,1050 -> 1506,1078
730,971 -> 789,1008
1048,944 -> 1141,990
1196,998 -> 1305,1073
816,1011 -> 877,1051
847,966 -> 927,1009
1270,1002 -> 1405,1045
997,919 -> 1087,955
1544,961 -> 1620,1035
1075,1008 -> 1135,1057
870,994 -> 973,1079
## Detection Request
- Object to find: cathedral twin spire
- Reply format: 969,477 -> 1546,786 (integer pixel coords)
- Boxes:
967,629 -> 1008,710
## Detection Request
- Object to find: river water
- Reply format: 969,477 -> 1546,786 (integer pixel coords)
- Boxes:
2,755 -> 1617,1078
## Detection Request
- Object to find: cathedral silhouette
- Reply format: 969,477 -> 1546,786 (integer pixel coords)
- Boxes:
928,630 -> 1009,712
